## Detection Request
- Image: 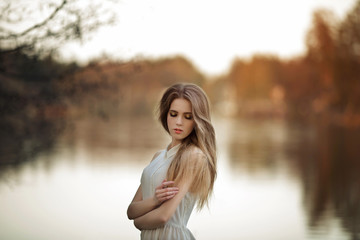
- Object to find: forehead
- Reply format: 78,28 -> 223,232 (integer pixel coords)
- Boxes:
169,98 -> 192,112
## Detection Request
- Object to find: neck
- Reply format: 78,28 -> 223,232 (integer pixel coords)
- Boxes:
169,139 -> 181,149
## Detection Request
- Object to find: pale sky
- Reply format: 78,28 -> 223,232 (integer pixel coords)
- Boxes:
60,0 -> 357,75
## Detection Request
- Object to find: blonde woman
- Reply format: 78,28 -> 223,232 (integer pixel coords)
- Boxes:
127,83 -> 217,240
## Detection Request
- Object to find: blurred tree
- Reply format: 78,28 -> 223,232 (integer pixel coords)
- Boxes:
0,0 -> 117,106
305,9 -> 338,112
0,0 -> 116,56
305,2 -> 360,118
334,0 -> 360,114
227,55 -> 284,117
0,0 -> 117,164
56,56 -> 205,117
281,57 -> 316,118
229,55 -> 281,100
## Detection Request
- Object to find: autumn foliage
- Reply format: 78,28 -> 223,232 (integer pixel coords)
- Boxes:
1,1 -> 360,127
221,3 -> 360,126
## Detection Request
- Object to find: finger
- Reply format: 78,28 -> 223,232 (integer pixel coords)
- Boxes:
157,188 -> 179,196
163,181 -> 174,185
155,189 -> 166,197
156,191 -> 166,200
157,182 -> 174,190
155,185 -> 164,191
156,188 -> 170,194
157,192 -> 171,199
156,180 -> 168,190
162,187 -> 179,192
159,193 -> 176,202
161,187 -> 179,192
162,181 -> 175,188
164,192 -> 178,200
157,190 -> 179,200
157,190 -> 177,198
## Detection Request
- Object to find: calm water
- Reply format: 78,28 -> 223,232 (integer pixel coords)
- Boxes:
0,115 -> 359,240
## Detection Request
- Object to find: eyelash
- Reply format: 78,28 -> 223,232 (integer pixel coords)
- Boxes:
169,112 -> 193,120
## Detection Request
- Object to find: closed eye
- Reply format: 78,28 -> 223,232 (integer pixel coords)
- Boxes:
169,110 -> 193,120
184,113 -> 192,120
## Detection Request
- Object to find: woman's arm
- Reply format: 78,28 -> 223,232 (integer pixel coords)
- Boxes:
128,151 -> 168,220
127,181 -> 179,220
133,179 -> 192,230
127,185 -> 156,220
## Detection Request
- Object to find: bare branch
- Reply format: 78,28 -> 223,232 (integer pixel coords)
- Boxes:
1,0 -> 67,40
0,44 -> 32,54
0,0 -> 118,56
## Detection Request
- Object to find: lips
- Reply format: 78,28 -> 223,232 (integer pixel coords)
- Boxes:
174,128 -> 183,134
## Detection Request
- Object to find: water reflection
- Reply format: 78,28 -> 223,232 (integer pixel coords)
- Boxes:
227,118 -> 303,176
0,118 -> 66,165
0,115 -> 359,239
60,116 -> 170,166
301,125 -> 360,240
227,118 -> 360,239
0,118 -> 66,188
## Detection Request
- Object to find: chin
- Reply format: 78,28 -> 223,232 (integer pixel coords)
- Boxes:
173,136 -> 185,142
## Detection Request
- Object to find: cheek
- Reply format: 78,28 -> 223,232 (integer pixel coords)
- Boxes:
187,121 -> 195,132
167,115 -> 175,128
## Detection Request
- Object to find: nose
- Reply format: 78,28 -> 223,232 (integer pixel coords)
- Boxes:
176,116 -> 183,125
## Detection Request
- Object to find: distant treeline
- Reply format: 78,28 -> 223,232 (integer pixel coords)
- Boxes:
1,1 -> 360,126
208,3 -> 360,125
56,56 -> 205,118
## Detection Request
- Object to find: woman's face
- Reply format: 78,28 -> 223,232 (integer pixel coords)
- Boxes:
167,98 -> 195,146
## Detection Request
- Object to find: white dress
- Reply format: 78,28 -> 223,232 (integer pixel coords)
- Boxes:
140,144 -> 196,240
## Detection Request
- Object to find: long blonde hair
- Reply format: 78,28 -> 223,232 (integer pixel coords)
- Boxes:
158,83 -> 217,209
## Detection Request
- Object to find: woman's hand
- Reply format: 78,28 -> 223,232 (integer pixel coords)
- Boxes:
154,179 -> 179,206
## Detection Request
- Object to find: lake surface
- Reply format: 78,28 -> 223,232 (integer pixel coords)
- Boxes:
0,115 -> 359,240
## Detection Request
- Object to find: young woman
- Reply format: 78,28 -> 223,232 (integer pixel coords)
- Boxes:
127,83 -> 217,240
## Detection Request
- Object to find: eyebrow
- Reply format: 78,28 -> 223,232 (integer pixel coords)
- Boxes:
169,110 -> 192,114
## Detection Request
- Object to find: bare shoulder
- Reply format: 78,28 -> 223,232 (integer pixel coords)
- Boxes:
150,150 -> 162,163
187,146 -> 207,164
189,145 -> 205,155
